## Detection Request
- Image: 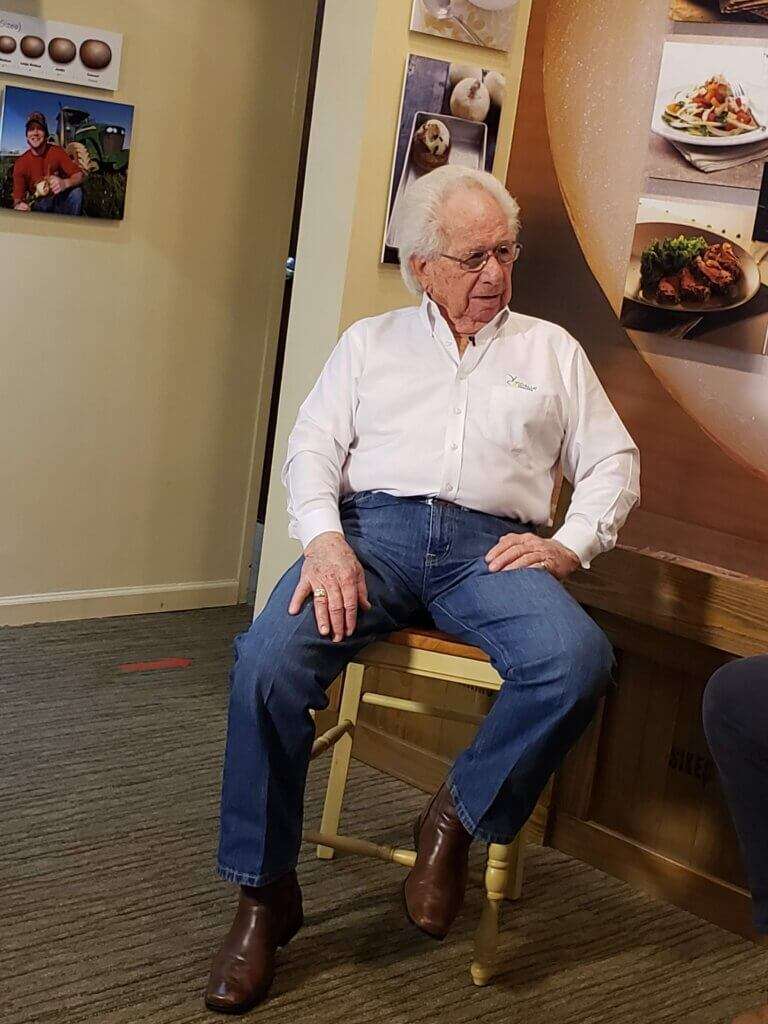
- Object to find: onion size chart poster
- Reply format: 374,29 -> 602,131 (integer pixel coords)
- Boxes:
0,10 -> 122,92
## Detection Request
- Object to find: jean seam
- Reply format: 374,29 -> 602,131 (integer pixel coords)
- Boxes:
448,776 -> 518,845
429,596 -> 511,680
259,595 -> 318,710
217,860 -> 298,888
421,500 -> 436,603
438,506 -> 455,564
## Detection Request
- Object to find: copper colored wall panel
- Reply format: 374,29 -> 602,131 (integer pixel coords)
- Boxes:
507,0 -> 768,579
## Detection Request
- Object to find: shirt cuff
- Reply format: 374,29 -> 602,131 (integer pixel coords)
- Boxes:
551,519 -> 602,570
295,507 -> 344,550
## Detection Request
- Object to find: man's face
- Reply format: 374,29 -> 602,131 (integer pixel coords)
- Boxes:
26,124 -> 45,149
411,187 -> 515,337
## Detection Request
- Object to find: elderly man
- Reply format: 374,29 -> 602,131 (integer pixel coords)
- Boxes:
205,166 -> 640,1014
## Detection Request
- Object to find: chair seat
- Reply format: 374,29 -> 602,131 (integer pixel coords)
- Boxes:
385,627 -> 491,663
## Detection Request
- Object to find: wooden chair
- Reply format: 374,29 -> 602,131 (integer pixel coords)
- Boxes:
305,627 -> 524,986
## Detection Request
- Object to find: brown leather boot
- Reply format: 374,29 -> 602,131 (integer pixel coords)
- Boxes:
403,783 -> 473,940
205,870 -> 303,1014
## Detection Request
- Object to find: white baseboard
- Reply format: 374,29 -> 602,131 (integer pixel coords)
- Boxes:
0,579 -> 241,626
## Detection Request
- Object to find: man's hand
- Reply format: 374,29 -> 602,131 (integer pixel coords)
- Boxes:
289,531 -> 372,642
485,533 -> 581,582
14,202 -> 30,212
49,176 -> 64,195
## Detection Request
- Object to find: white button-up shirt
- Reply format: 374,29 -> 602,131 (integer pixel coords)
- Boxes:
282,294 -> 640,567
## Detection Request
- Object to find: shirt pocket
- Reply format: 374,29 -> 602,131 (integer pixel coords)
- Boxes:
485,385 -> 562,459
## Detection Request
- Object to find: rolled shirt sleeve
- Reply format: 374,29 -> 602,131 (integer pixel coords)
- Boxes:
281,326 -> 364,549
551,340 -> 640,568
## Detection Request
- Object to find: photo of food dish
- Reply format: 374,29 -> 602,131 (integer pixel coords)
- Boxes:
382,54 -> 506,265
627,226 -> 759,313
621,195 -> 768,363
646,41 -> 768,191
658,76 -> 763,143
670,0 -> 768,22
410,0 -> 520,53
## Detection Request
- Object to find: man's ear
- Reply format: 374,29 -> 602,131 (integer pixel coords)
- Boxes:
410,255 -> 430,291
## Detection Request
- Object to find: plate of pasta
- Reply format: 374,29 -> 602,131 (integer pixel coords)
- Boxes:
652,75 -> 768,147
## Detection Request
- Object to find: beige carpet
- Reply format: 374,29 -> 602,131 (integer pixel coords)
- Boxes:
2,605 -> 768,1024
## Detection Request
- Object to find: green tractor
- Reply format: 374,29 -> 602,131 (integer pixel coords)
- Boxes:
52,106 -> 129,173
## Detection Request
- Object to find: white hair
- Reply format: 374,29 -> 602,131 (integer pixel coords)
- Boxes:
397,166 -> 521,295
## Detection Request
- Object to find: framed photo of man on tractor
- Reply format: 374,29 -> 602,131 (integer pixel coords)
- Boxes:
0,85 -> 134,220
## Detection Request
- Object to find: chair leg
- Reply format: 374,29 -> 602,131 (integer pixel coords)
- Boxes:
471,842 -> 512,987
316,662 -> 365,860
504,834 -> 525,901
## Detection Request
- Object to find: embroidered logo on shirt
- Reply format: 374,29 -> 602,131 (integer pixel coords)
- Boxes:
505,374 -> 537,392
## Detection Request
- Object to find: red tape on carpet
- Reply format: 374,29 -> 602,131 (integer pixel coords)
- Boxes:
119,657 -> 193,673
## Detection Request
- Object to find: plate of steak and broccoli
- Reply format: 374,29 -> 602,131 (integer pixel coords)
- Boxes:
625,223 -> 761,312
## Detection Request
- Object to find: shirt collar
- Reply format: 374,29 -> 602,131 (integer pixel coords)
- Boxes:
419,292 -> 511,349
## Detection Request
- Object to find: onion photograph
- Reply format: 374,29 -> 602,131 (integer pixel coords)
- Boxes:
382,53 -> 506,263
0,85 -> 134,220
646,40 -> 768,192
0,8 -> 122,90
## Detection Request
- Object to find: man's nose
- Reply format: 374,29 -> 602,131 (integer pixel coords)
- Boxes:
479,255 -> 505,284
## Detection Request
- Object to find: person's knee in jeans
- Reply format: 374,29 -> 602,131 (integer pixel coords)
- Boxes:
56,186 -> 83,216
703,660 -> 762,756
549,614 -> 614,715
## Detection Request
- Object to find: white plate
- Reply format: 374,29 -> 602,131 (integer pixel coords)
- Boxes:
468,0 -> 519,10
651,84 -> 768,148
624,222 -> 761,313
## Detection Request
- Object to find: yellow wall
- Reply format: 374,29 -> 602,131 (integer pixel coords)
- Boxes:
339,0 -> 532,331
256,0 -> 532,605
1,0 -> 317,624
256,0 -> 379,610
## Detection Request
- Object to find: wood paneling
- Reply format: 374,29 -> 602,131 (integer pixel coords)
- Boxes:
357,666 -> 494,764
549,815 -> 757,940
585,653 -> 747,889
338,548 -> 763,937
565,547 -> 768,657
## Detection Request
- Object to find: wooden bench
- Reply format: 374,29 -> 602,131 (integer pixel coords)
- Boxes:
305,627 -> 524,986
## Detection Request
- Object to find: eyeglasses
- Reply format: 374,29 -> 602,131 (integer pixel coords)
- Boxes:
439,241 -> 523,273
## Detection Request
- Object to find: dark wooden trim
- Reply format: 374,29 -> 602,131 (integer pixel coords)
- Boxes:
351,721 -> 549,845
549,812 -> 758,940
353,721 -> 450,795
565,546 -> 768,657
553,696 -> 607,823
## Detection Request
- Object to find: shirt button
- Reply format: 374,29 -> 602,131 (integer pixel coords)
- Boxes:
451,443 -> 458,450
453,407 -> 462,415
446,485 -> 454,492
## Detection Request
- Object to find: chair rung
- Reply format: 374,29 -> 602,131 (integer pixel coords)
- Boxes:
304,830 -> 416,868
310,719 -> 354,760
361,692 -> 485,726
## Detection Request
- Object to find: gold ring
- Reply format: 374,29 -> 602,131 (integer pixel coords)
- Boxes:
313,587 -> 328,599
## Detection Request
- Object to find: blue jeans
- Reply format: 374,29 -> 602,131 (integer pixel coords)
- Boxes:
217,491 -> 614,886
35,186 -> 83,216
704,656 -> 768,932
